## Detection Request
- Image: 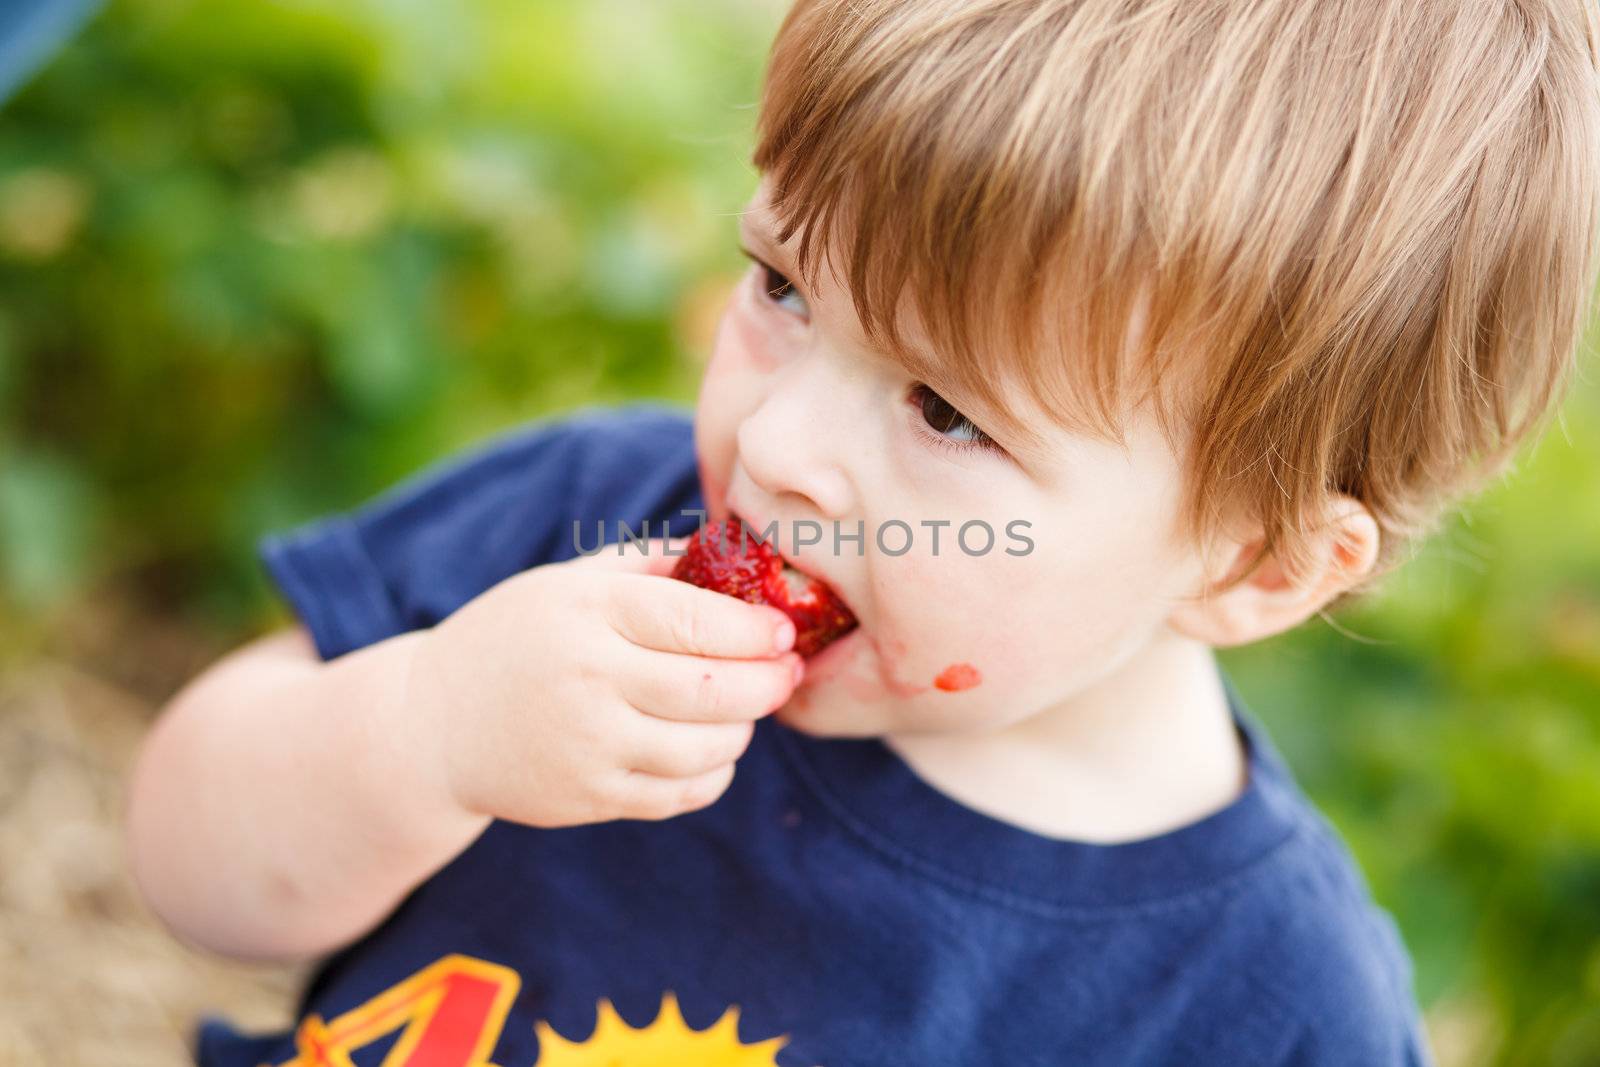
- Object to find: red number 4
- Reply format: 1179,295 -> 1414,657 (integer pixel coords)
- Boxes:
277,955 -> 520,1067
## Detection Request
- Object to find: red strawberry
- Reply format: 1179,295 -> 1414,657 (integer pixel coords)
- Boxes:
672,517 -> 857,657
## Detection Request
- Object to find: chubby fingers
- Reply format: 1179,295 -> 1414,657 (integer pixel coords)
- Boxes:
619,647 -> 803,724
622,717 -> 757,779
606,574 -> 797,659
611,763 -> 739,822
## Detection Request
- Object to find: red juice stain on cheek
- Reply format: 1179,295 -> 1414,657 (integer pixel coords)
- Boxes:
933,662 -> 983,692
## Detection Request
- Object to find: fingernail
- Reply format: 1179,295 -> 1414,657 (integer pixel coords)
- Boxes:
774,618 -> 796,652
791,656 -> 805,686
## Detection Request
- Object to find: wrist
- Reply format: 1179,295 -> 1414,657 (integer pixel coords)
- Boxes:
357,630 -> 490,859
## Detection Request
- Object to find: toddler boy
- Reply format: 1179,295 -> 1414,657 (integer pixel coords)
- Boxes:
129,1 -> 1600,1063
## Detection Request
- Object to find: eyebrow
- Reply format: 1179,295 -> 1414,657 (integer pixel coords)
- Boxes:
736,211 -> 792,264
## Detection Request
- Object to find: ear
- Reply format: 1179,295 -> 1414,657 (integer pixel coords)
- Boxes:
1166,495 -> 1380,648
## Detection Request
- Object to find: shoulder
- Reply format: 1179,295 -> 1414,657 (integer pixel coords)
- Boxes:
257,402 -> 700,659
535,401 -> 694,461
339,401 -> 691,503
553,402 -> 699,517
356,401 -> 697,540
435,401 -> 694,494
1226,813 -> 1432,1066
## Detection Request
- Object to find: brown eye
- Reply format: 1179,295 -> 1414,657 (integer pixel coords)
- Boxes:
763,265 -> 792,299
912,383 -> 993,447
757,264 -> 809,318
739,246 -> 811,320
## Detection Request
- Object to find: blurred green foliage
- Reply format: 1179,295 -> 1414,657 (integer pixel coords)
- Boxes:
1,1 -> 1597,1063
0,0 -> 773,634
1227,378 -> 1600,1066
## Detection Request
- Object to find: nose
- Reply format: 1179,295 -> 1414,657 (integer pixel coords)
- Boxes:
735,361 -> 856,521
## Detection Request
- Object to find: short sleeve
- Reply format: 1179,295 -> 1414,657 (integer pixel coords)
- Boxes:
1264,827 -> 1437,1067
257,404 -> 703,661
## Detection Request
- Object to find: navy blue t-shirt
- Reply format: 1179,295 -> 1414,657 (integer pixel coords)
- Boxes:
201,404 -> 1432,1067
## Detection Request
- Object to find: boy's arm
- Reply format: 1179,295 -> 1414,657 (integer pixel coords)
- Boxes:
126,624 -> 487,962
126,545 -> 802,964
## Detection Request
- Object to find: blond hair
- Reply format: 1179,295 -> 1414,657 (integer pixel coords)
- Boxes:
753,0 -> 1600,588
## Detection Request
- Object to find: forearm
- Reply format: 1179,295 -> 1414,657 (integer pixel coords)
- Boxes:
126,628 -> 490,962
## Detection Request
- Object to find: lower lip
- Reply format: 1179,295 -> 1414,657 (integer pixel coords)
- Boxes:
799,629 -> 934,701
802,625 -> 865,680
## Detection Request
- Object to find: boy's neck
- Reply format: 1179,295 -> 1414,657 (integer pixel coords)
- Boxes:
883,633 -> 1246,844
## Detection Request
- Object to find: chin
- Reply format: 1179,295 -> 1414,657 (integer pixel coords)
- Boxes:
775,625 -> 984,737
773,682 -> 883,738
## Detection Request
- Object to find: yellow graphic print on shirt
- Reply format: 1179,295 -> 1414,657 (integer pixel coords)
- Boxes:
273,954 -> 791,1066
536,993 -> 787,1065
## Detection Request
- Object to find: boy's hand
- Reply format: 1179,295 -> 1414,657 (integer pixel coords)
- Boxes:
401,539 -> 804,829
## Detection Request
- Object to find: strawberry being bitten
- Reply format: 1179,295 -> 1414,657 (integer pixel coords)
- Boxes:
672,517 -> 857,657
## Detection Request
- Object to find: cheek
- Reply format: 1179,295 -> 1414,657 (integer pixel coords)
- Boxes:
718,288 -> 784,372
695,301 -> 778,515
990,534 -> 1184,710
865,554 -> 1025,695
874,541 -> 1170,717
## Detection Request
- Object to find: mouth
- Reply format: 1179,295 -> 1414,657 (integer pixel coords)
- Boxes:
672,515 -> 859,657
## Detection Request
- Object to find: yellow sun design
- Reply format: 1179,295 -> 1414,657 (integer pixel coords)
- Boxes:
533,993 -> 788,1066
